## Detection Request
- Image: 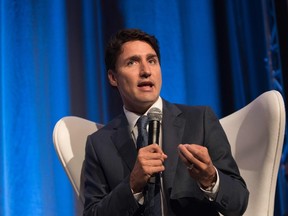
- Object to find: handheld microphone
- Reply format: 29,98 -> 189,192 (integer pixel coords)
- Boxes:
148,107 -> 162,145
147,107 -> 162,183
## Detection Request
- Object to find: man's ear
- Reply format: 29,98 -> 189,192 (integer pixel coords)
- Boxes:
108,69 -> 117,87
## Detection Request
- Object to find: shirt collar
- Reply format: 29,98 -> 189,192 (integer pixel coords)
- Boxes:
124,97 -> 163,132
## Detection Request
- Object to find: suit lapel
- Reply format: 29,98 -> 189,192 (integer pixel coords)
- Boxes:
162,101 -> 186,193
111,114 -> 137,171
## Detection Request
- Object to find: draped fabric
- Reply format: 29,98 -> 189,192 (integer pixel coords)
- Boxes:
0,1 -> 74,215
1,0 -> 286,215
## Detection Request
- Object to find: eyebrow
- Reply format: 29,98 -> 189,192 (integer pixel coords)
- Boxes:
126,53 -> 158,61
146,53 -> 158,59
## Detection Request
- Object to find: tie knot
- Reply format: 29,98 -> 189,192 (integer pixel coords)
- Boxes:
137,115 -> 148,131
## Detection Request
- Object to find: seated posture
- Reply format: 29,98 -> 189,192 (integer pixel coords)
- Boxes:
83,28 -> 249,216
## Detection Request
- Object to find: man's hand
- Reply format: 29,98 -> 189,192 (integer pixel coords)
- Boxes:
178,144 -> 216,188
130,144 -> 167,193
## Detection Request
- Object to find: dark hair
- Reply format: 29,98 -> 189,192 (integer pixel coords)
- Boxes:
105,29 -> 160,71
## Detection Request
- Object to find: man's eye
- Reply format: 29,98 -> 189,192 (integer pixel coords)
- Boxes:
127,61 -> 135,66
149,59 -> 157,64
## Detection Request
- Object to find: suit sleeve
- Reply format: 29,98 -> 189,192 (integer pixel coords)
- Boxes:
83,135 -> 140,216
204,107 -> 249,215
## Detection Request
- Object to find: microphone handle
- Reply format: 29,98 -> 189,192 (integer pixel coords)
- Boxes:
148,120 -> 160,144
148,120 -> 161,182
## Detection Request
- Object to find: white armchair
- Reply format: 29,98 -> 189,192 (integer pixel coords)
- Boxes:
220,90 -> 285,216
53,90 -> 286,216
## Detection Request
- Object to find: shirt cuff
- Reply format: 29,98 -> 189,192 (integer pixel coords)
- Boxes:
131,189 -> 145,205
198,167 -> 220,201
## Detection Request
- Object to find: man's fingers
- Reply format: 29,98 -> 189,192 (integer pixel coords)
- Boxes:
183,144 -> 210,164
178,144 -> 213,172
137,144 -> 167,177
178,146 -> 190,164
178,144 -> 199,166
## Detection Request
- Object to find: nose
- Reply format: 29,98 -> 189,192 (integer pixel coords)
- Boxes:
139,61 -> 151,78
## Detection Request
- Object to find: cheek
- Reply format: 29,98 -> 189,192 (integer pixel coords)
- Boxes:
156,71 -> 162,85
117,75 -> 136,91
121,76 -> 134,86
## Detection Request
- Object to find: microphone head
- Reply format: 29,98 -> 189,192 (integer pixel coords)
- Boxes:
148,107 -> 162,122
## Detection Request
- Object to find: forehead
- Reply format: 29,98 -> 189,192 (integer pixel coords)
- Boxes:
119,40 -> 156,58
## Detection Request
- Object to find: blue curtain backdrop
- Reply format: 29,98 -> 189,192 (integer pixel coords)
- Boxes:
0,0 -> 286,215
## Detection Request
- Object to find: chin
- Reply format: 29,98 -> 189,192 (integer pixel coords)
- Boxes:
140,95 -> 157,102
141,99 -> 158,108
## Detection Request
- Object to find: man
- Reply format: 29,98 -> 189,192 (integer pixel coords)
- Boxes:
83,29 -> 249,215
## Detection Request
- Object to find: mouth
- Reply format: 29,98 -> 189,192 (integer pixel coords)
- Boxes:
137,81 -> 154,88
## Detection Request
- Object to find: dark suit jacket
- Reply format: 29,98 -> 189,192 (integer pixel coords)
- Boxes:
83,100 -> 249,216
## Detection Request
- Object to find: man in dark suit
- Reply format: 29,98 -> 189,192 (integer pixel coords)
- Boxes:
83,29 -> 249,215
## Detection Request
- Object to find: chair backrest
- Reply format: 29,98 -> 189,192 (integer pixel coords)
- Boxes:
53,116 -> 103,204
220,90 -> 286,216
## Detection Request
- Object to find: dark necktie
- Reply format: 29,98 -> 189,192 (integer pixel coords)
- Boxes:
136,115 -> 148,150
136,116 -> 162,216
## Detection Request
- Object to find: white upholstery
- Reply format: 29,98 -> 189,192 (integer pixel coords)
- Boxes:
53,90 -> 286,215
220,90 -> 285,216
53,116 -> 103,203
